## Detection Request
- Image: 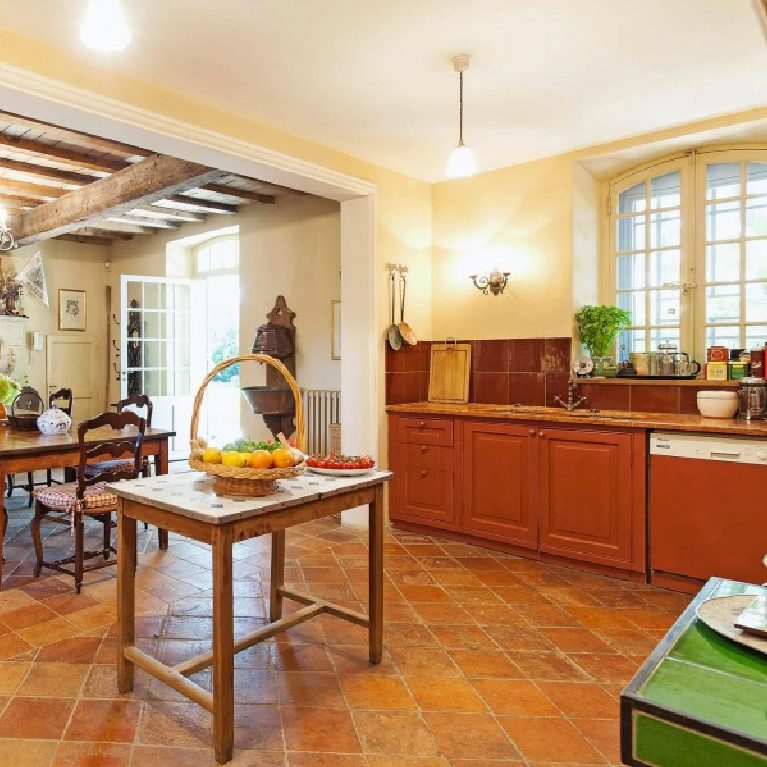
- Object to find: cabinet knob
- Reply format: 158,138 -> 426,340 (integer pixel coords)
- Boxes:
529,428 -> 536,436
538,431 -> 544,438
421,469 -> 427,477
419,421 -> 426,428
421,446 -> 428,453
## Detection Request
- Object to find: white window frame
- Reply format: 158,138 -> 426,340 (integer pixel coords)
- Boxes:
192,233 -> 240,277
603,146 -> 767,360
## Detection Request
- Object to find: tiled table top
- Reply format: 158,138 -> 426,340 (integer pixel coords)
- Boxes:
106,470 -> 391,525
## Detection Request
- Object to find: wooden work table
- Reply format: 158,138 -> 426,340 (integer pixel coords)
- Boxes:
0,424 -> 175,586
110,469 -> 391,764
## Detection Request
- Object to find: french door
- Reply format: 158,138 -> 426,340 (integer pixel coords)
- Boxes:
120,275 -> 204,459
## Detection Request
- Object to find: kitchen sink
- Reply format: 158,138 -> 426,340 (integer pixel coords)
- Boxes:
498,405 -> 653,421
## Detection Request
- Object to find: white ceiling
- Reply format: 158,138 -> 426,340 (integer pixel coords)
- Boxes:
0,0 -> 765,181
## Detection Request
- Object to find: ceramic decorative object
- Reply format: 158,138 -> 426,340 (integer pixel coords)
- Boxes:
37,406 -> 71,435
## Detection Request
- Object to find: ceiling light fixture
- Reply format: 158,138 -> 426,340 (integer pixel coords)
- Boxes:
445,54 -> 477,178
80,0 -> 131,53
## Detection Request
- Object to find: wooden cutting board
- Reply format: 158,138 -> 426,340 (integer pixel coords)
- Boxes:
429,342 -> 471,403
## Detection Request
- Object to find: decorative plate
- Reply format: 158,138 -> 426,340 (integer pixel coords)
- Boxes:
307,466 -> 375,477
573,356 -> 594,377
696,595 -> 767,657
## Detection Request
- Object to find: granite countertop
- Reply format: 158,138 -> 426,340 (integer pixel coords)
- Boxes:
386,402 -> 767,436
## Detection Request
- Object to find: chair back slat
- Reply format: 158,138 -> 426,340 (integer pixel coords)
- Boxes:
76,411 -> 146,496
49,388 -> 73,416
117,394 -> 153,427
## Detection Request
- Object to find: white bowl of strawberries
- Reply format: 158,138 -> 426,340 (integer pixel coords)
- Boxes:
306,453 -> 376,476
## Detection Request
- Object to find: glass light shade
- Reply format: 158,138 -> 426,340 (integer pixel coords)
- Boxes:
81,0 -> 131,52
445,143 -> 477,178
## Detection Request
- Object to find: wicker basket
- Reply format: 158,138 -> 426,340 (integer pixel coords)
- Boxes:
189,353 -> 306,496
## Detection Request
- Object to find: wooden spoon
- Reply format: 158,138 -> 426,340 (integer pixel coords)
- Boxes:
387,269 -> 402,350
398,270 -> 417,345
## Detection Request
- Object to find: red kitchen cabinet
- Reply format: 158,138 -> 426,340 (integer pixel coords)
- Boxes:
461,421 -> 538,548
539,428 -> 634,566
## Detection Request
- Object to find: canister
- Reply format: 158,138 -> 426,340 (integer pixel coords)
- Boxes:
729,362 -> 748,380
750,346 -> 765,379
706,362 -> 728,381
707,346 -> 729,363
630,352 -> 650,376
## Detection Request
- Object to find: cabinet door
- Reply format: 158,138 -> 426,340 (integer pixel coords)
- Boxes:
462,421 -> 538,548
539,428 -> 633,565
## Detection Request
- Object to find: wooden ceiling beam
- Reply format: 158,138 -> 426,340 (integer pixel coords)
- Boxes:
155,195 -> 238,214
0,111 -> 148,158
104,215 -> 181,230
0,133 -> 128,173
0,157 -> 98,185
0,193 -> 44,209
131,206 -> 207,223
200,184 -> 276,204
56,233 -> 117,247
0,177 -> 67,200
71,227 -> 135,241
14,154 -> 227,245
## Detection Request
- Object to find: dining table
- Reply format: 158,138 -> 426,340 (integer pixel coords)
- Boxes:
0,423 -> 176,586
110,468 -> 390,764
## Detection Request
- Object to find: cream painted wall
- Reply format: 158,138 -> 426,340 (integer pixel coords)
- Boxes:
5,240 -> 109,410
431,155 -> 574,340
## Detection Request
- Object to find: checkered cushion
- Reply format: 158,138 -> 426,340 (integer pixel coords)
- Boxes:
33,481 -> 117,514
83,459 -> 135,478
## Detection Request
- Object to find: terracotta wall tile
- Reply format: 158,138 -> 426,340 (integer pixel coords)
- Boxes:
509,339 -> 544,373
630,385 -> 680,414
474,373 -> 510,405
542,339 -> 572,373
544,374 -> 571,408
510,373 -> 546,406
474,340 -> 509,373
578,384 -> 631,412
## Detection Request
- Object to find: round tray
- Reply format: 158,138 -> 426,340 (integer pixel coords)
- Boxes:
308,466 -> 375,477
696,595 -> 767,657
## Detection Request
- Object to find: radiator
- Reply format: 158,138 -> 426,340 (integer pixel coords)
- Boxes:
302,389 -> 340,455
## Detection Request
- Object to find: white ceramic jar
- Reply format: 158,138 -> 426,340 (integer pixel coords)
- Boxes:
37,406 -> 72,435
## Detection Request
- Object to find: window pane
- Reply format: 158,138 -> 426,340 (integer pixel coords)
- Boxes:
650,171 -> 680,209
649,289 -> 680,325
617,215 -> 646,251
745,325 -> 767,348
649,249 -> 680,287
616,253 -> 645,290
707,162 -> 740,200
618,328 -> 646,356
746,239 -> 767,280
197,247 -> 210,273
650,210 -> 680,248
706,325 -> 740,349
209,244 -> 223,271
747,162 -> 767,196
706,200 -> 741,241
707,243 -> 740,283
746,282 -> 767,322
746,196 -> 767,238
618,290 -> 646,326
706,284 -> 740,324
618,182 -> 646,214
648,327 -> 680,351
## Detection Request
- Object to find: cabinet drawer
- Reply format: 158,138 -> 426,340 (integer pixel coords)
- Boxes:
405,443 -> 454,470
396,417 -> 454,447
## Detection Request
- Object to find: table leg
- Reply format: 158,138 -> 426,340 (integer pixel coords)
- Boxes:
212,527 -> 234,764
155,440 -> 169,551
368,483 -> 384,664
269,530 -> 286,622
117,502 -> 137,693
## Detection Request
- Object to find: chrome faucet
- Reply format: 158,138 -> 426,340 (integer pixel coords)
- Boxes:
554,379 -> 587,412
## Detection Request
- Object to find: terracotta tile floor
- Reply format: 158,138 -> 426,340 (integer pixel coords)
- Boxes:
0,485 -> 691,766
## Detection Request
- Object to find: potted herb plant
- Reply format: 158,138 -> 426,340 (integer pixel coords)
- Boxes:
575,305 -> 631,376
0,374 -> 20,419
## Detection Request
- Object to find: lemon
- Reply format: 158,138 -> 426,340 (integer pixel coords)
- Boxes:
221,451 -> 247,468
202,447 -> 222,464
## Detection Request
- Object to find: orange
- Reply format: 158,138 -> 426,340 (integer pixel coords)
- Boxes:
271,448 -> 294,469
249,450 -> 273,470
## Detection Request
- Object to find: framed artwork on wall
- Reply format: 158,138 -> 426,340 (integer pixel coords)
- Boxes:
58,289 -> 86,331
331,300 -> 341,360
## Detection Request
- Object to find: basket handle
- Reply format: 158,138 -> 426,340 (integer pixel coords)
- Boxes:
189,353 -> 305,452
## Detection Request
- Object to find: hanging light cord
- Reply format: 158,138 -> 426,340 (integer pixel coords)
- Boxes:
458,70 -> 465,146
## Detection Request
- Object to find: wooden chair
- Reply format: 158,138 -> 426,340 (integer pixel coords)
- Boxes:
25,388 -> 74,494
30,410 -> 146,593
6,387 -> 45,507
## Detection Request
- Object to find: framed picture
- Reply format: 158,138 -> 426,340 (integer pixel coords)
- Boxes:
58,289 -> 86,331
331,300 -> 341,360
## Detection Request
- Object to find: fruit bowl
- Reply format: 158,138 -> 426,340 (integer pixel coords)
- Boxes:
189,354 -> 306,496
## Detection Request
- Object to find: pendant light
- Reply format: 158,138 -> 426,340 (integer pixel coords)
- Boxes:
81,0 -> 131,53
445,54 -> 477,178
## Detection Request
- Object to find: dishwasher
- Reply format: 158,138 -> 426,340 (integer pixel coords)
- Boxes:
650,431 -> 767,587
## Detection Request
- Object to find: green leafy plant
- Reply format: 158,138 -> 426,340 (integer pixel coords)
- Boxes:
576,305 -> 631,357
0,375 -> 20,405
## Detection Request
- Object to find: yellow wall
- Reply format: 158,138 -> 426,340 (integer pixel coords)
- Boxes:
431,155 -> 575,340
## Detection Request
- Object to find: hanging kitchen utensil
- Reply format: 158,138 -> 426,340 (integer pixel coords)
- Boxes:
398,269 -> 417,345
387,268 -> 402,350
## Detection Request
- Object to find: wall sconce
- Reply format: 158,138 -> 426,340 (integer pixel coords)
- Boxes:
469,268 -> 510,296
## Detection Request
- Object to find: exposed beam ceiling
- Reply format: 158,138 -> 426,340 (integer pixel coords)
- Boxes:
104,215 -> 181,230
0,133 -> 126,173
201,184 -> 276,204
14,154 -> 227,245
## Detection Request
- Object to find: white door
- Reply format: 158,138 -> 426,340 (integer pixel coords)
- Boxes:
46,335 -> 98,422
120,275 -> 204,459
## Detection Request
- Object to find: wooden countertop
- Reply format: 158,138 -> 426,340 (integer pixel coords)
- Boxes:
386,402 -> 767,436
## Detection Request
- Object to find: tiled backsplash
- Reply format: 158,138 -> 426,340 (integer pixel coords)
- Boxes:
385,337 -> 572,406
385,337 -> 729,415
